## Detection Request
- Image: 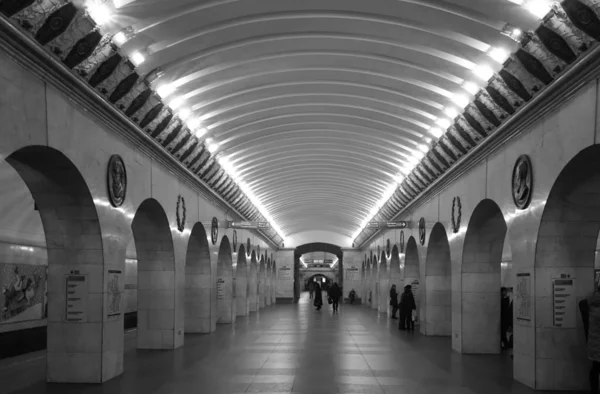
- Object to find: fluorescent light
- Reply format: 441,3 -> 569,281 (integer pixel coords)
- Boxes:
454,93 -> 471,109
462,81 -> 479,95
406,155 -> 420,165
473,65 -> 494,81
435,118 -> 451,129
187,118 -> 201,129
208,142 -> 220,153
130,51 -> 145,67
429,127 -> 444,138
443,107 -> 459,119
194,127 -> 207,138
508,0 -> 524,4
156,84 -> 176,99
87,3 -> 112,26
412,150 -> 425,160
169,97 -> 184,110
488,47 -> 510,63
178,108 -> 191,121
112,32 -> 128,47
113,0 -> 135,8
416,144 -> 429,153
393,174 -> 405,184
524,0 -> 552,19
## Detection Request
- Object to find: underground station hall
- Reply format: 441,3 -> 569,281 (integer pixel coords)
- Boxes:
3,0 -> 600,393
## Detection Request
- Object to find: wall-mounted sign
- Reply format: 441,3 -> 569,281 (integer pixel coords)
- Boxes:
345,267 -> 359,280
553,278 -> 576,328
217,277 -> 226,300
279,267 -> 293,281
107,270 -> 122,318
515,273 -> 531,321
367,221 -> 408,229
227,221 -> 271,229
65,274 -> 88,323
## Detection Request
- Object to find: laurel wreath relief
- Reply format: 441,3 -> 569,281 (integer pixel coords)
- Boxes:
176,195 -> 186,232
452,196 -> 462,234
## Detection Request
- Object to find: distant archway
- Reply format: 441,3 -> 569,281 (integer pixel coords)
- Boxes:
132,199 -> 177,349
405,236 -> 420,320
248,251 -> 258,312
235,244 -> 249,317
216,236 -> 234,323
258,255 -> 266,308
378,251 -> 390,314
424,223 -> 451,336
185,222 -> 213,333
462,199 -> 507,354
390,245 -> 402,312
294,243 -> 343,302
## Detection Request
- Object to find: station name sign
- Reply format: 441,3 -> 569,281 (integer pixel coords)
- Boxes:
366,221 -> 408,229
227,221 -> 271,229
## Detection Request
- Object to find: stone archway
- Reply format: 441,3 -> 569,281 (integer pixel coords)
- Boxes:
185,223 -> 213,333
389,245 -> 402,314
4,146 -> 111,383
266,258 -> 272,306
271,260 -> 277,305
462,199 -> 507,354
216,236 -> 234,324
370,256 -> 379,310
248,251 -> 258,312
405,236 -> 420,322
258,255 -> 266,308
424,223 -> 451,336
235,244 -> 249,317
378,251 -> 389,314
294,242 -> 343,302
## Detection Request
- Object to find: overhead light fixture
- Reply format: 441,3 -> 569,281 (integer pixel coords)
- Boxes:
393,173 -> 405,184
130,51 -> 145,67
501,23 -> 523,42
508,0 -> 524,4
178,108 -> 191,121
156,84 -> 176,99
416,144 -> 429,153
453,93 -> 471,109
169,97 -> 184,111
194,127 -> 207,139
86,2 -> 112,26
429,127 -> 444,138
523,0 -> 552,19
208,141 -> 220,153
473,65 -> 494,81
112,31 -> 129,47
488,47 -> 510,63
187,118 -> 201,129
462,82 -> 479,96
443,107 -> 459,119
435,118 -> 451,129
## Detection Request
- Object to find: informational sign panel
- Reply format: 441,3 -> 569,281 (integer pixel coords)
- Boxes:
65,274 -> 88,322
553,278 -> 576,328
515,273 -> 531,321
345,267 -> 359,280
217,277 -> 226,300
227,221 -> 270,229
367,221 -> 408,229
410,279 -> 420,299
279,267 -> 293,281
107,270 -> 122,318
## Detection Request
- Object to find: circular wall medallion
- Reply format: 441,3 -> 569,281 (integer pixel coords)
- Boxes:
451,197 -> 462,234
419,217 -> 426,245
400,231 -> 405,253
377,245 -> 381,260
232,230 -> 238,252
257,245 -> 261,257
107,155 -> 127,207
247,238 -> 251,253
211,217 -> 218,245
386,239 -> 391,256
176,195 -> 186,232
512,155 -> 533,209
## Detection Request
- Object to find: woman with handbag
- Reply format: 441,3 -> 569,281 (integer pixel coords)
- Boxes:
314,282 -> 323,310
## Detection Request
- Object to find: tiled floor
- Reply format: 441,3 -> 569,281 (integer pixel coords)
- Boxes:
0,292 -> 584,393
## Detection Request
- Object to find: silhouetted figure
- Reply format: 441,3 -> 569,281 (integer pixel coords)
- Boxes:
584,290 -> 600,394
399,285 -> 416,331
501,287 -> 512,349
390,284 -> 399,319
308,282 -> 315,299
329,282 -> 342,312
314,283 -> 323,310
349,289 -> 356,304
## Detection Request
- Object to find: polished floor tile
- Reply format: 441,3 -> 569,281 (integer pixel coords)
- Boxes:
0,292 -> 585,393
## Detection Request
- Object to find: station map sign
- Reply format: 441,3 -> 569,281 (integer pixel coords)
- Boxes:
227,221 -> 271,229
366,221 -> 408,229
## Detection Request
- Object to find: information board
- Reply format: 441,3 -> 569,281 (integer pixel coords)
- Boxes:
345,267 -> 359,280
107,270 -> 122,317
217,277 -> 226,300
65,274 -> 88,322
279,267 -> 293,281
410,279 -> 420,299
553,278 -> 576,328
515,273 -> 531,321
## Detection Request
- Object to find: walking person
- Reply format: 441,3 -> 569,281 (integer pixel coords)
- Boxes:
582,287 -> 600,394
399,285 -> 416,331
389,284 -> 399,320
308,281 -> 315,299
500,287 -> 512,349
329,282 -> 342,312
314,282 -> 323,311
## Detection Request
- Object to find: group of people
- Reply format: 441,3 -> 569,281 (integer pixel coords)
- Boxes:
312,282 -> 343,312
389,284 -> 417,331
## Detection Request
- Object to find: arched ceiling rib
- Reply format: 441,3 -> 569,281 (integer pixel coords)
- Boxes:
97,0 -> 550,243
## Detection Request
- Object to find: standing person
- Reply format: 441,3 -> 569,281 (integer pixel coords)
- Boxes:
308,281 -> 314,299
501,287 -> 512,349
349,289 -> 356,304
314,282 -> 323,311
329,282 -> 342,312
399,285 -> 416,331
585,289 -> 600,394
389,284 -> 399,320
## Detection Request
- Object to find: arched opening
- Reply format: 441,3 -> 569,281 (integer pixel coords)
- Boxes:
258,255 -> 266,308
248,251 -> 258,312
216,236 -> 234,324
131,198 -> 178,349
271,260 -> 277,305
366,257 -> 373,307
1,146 -> 109,383
533,145 -> 600,390
378,251 -> 389,314
184,223 -> 212,333
266,258 -> 272,307
294,242 -> 343,302
371,257 -> 379,310
235,244 -> 248,317
405,236 -> 421,325
424,223 -> 452,336
461,199 -> 507,354
390,245 -> 402,315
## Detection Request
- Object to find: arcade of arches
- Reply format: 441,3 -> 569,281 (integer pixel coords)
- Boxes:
3,0 -> 600,393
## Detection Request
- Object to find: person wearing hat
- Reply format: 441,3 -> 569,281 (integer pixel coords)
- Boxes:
399,285 -> 416,331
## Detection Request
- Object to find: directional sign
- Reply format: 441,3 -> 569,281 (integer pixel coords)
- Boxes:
227,221 -> 271,229
367,221 -> 408,229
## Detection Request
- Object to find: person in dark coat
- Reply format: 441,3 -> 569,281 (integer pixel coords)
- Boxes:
329,282 -> 342,312
389,284 -> 399,319
314,282 -> 323,310
399,285 -> 416,331
501,287 -> 512,349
